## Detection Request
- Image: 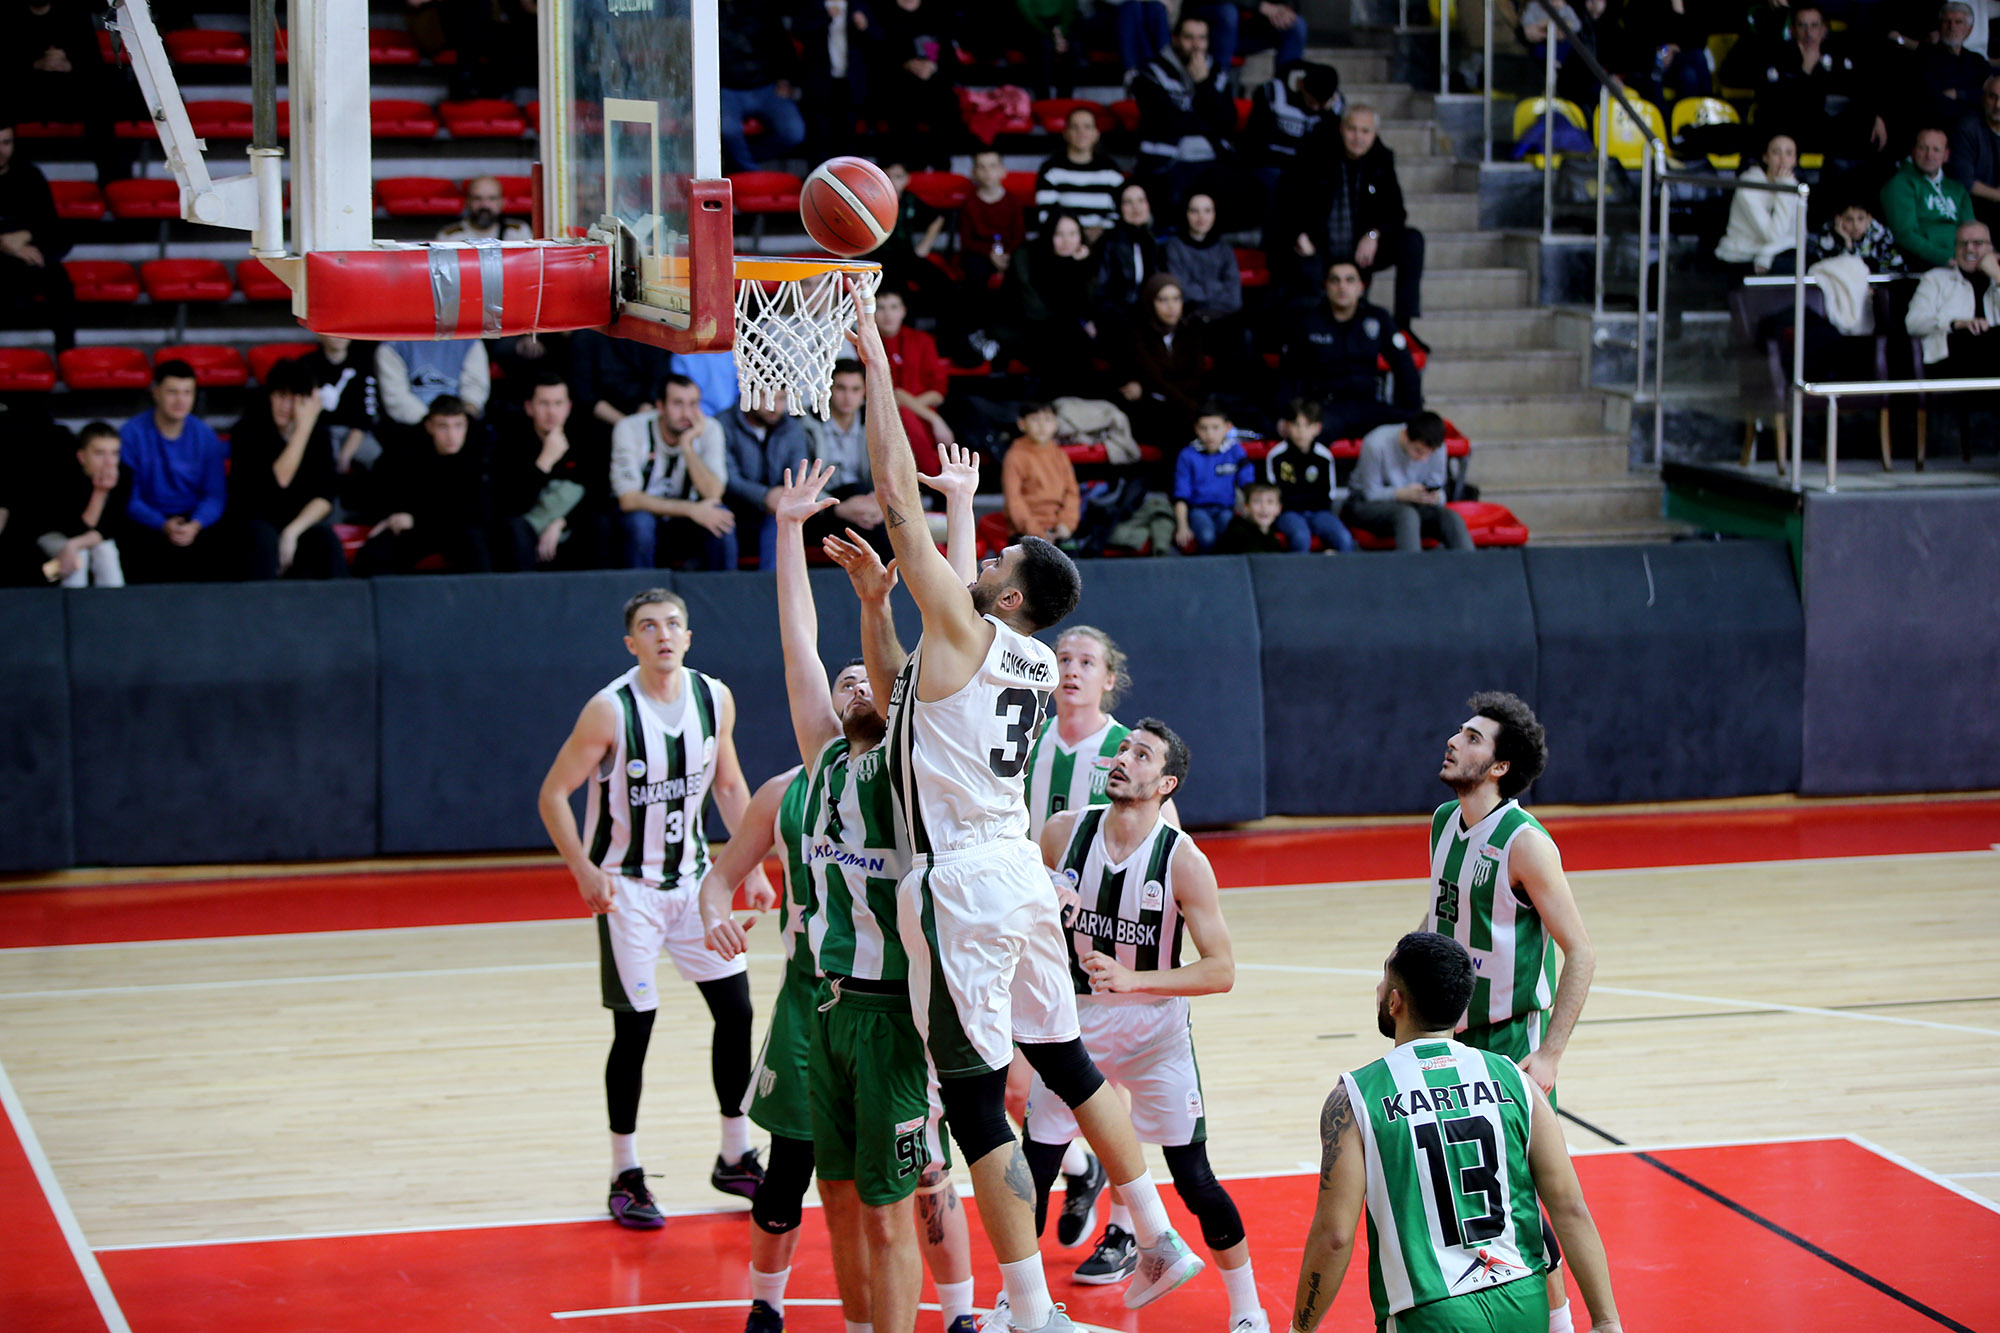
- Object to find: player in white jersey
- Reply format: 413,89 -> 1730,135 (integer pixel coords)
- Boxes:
847,278 -> 1203,1333
1028,719 -> 1270,1333
1289,933 -> 1623,1333
537,589 -> 771,1228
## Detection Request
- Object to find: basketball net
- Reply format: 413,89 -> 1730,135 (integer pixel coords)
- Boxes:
732,258 -> 884,420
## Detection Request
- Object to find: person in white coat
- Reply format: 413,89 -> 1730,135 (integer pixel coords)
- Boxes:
1716,135 -> 1804,274
1906,220 -> 2000,369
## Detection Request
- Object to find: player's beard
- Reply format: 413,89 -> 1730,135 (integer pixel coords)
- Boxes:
1441,756 -> 1492,795
843,705 -> 887,749
969,578 -> 1001,617
1376,995 -> 1396,1039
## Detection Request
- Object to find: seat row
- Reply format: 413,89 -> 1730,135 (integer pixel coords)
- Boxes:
78,26 -> 452,69
0,341 -> 318,393
18,97 -> 531,145
1513,92 -> 1768,172
50,176 -> 537,223
61,256 -> 290,304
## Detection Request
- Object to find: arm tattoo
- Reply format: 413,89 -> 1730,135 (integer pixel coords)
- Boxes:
1318,1081 -> 1354,1191
886,505 -> 907,529
1295,1272 -> 1324,1330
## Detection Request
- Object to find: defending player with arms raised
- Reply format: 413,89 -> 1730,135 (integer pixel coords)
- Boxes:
846,278 -> 1204,1333
537,590 -> 771,1228
1029,719 -> 1270,1333
1290,933 -> 1623,1333
1425,693 -> 1597,1333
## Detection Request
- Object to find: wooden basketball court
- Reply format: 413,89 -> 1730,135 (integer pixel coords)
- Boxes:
4,796 -> 1998,1331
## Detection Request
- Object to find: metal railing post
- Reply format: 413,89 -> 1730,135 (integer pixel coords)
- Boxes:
1441,0 -> 1451,95
1635,140 -> 1652,405
1826,390 -> 1840,490
1541,35 -> 1556,237
1791,182 -> 1809,492
1483,0 -> 1494,162
1653,158 -> 1669,466
1594,91 -> 1608,317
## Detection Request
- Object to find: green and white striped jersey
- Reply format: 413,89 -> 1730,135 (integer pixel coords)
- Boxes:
1023,714 -> 1128,840
583,666 -> 720,889
1054,805 -> 1185,1003
803,735 -> 912,982
773,765 -> 816,988
1343,1039 -> 1549,1320
1425,800 -> 1556,1029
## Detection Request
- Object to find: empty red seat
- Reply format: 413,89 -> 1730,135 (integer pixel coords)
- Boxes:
377,176 -> 465,217
16,121 -> 84,139
1059,443 -> 1163,465
165,29 -> 249,65
731,171 -> 804,214
60,346 -> 153,390
371,99 -> 441,138
1235,247 -> 1269,289
65,260 -> 142,303
956,87 -> 1034,143
369,29 -> 422,65
0,348 -> 59,392
495,174 -> 533,215
1030,98 -> 1107,133
1104,99 -> 1141,132
51,181 -> 106,221
186,99 -> 255,139
1453,501 -> 1530,546
236,258 -> 293,302
141,258 -> 234,302
1234,97 -> 1254,132
156,344 -> 249,387
106,178 -> 181,219
248,340 -> 319,383
1238,436 -> 1274,460
440,99 -> 527,137
905,171 -> 972,212
1002,171 -> 1038,205
115,117 -> 160,140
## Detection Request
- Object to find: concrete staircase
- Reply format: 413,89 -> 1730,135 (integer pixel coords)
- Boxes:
1312,44 -> 1683,543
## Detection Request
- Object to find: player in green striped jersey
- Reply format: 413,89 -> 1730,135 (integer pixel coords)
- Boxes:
1023,627 -> 1131,842
1290,933 -> 1623,1333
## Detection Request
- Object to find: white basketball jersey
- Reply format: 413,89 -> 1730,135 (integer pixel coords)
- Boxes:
1054,806 -> 1186,1007
581,666 -> 720,889
886,616 -> 1056,857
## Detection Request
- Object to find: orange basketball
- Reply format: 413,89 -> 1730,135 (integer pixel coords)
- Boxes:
800,157 -> 899,258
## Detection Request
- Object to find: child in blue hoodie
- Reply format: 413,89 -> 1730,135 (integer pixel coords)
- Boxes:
1172,401 -> 1249,552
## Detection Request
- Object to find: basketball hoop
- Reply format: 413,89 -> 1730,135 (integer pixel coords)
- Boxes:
733,256 -> 883,420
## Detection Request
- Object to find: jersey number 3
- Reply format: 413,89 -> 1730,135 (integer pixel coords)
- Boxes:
988,687 -> 1053,779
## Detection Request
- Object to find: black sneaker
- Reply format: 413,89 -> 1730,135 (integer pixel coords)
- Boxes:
1055,1152 -> 1107,1249
711,1147 -> 765,1200
744,1298 -> 784,1332
608,1167 -> 665,1229
1071,1223 -> 1138,1285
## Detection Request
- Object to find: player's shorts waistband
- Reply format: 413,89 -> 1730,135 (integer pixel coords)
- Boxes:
609,873 -> 696,893
911,838 -> 1037,870
815,976 -> 911,1012
822,973 -> 909,996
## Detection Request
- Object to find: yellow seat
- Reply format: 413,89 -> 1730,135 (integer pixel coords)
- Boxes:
1670,95 -> 1743,170
1513,96 -> 1588,167
1594,91 -> 1670,169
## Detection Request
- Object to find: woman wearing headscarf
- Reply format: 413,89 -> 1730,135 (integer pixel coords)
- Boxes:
1114,272 -> 1208,447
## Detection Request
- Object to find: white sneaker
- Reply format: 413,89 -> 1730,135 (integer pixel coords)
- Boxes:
1232,1312 -> 1272,1333
1018,1307 -> 1077,1333
1124,1228 -> 1205,1309
976,1296 -> 1010,1332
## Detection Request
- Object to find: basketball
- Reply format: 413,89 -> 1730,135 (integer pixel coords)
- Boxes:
800,156 -> 899,258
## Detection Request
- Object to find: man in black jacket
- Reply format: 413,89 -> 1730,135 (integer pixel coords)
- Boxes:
1280,261 -> 1422,442
0,123 -> 76,352
717,0 -> 805,170
353,396 -> 495,575
1130,13 -> 1239,220
1949,73 -> 2000,233
1274,105 -> 1426,330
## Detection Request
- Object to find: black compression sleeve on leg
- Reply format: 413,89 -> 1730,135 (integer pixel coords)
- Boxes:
1016,1037 -> 1106,1110
751,1134 -> 817,1234
1162,1142 -> 1245,1252
1022,1136 -> 1068,1236
936,1068 -> 1017,1165
696,973 -> 754,1117
606,1007 -> 658,1135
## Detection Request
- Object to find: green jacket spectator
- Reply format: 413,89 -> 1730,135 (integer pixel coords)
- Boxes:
1880,133 -> 1976,269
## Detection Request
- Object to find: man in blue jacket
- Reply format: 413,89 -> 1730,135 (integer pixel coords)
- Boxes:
120,360 -> 231,582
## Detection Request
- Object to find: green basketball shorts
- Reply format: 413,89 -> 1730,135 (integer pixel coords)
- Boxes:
809,980 -> 951,1206
745,970 -> 817,1140
1383,1274 -> 1548,1333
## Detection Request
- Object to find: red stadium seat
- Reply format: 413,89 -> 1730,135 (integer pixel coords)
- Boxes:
51,181 -> 106,221
945,360 -> 993,379
64,260 -> 142,303
115,117 -> 160,140
106,178 -> 181,219
1030,98 -> 1107,133
165,29 -> 249,65
186,100 -> 256,139
957,87 -> 1034,143
371,100 -> 441,139
1235,247 -> 1269,289
731,171 -> 805,214
59,346 -> 153,390
1002,171 -> 1038,206
1234,97 -> 1254,132
377,176 -> 465,217
369,29 -> 422,65
1104,99 -> 1141,132
1454,501 -> 1530,546
334,523 -> 371,561
440,99 -> 528,138
96,29 -> 128,63
904,171 -> 972,212
495,174 -> 533,215
1059,443 -> 1163,465
247,341 -> 320,384
1375,342 -> 1430,373
140,258 -> 234,302
235,258 -> 294,302
0,348 -> 59,392
525,99 -> 541,130
1238,435 -> 1274,460
1327,438 -> 1362,461
975,510 -> 1014,559
156,344 -> 249,388
16,121 -> 85,139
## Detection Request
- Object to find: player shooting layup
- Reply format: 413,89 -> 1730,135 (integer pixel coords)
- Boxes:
847,279 -> 1203,1333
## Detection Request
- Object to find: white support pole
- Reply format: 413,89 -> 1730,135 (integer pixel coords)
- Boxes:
290,0 -> 374,255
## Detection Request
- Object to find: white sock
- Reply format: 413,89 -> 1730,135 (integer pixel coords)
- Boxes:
750,1266 -> 790,1313
1110,1172 -> 1170,1249
1108,1201 -> 1133,1233
1061,1141 -> 1089,1177
844,1322 -> 873,1333
936,1277 -> 975,1323
997,1254 -> 1053,1331
720,1114 -> 751,1164
1549,1301 -> 1574,1333
1219,1258 -> 1261,1321
610,1131 -> 640,1176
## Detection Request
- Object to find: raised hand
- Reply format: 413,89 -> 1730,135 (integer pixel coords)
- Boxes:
775,459 -> 840,526
824,528 -> 900,602
917,440 -> 980,506
842,275 -> 887,368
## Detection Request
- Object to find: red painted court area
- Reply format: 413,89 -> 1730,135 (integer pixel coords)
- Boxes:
20,1140 -> 1995,1332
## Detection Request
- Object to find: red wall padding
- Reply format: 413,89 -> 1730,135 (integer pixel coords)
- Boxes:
302,243 -> 613,339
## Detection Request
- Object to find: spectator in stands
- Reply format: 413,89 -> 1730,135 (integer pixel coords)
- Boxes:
15,1 -> 123,181
491,373 -> 612,571
1520,0 -> 1620,110
1243,60 -> 1341,196
1172,402 -> 1250,552
872,288 -> 954,473
229,360 -> 347,580
1116,273 -> 1208,449
31,422 -> 129,587
1916,2 -> 1993,133
1278,104 -> 1426,331
436,176 -> 531,243
793,0 -> 870,164
1034,105 -> 1126,238
1162,192 -> 1243,323
1001,400 -> 1083,544
1716,134 -> 1804,274
1905,219 -> 2000,379
1282,260 -> 1422,441
1195,0 -> 1308,74
1261,397 -> 1355,553
717,0 -> 806,170
298,334 -> 382,480
1748,4 -> 1887,168
1343,412 -> 1471,552
1130,14 -> 1238,218
1106,0 -> 1172,76
1807,197 -> 1908,271
354,395 -> 495,575
120,360 -> 231,583
718,388 -> 812,566
801,359 -> 894,556
378,338 -> 490,433
962,148 -> 1030,291
1882,127 -> 1976,269
1620,0 -> 1715,104
871,0 -> 966,169
571,328 -> 672,430
611,372 -> 736,570
1004,0 -> 1083,99
1095,181 -> 1167,327
997,210 -> 1102,396
875,161 -> 949,314
0,122 -> 76,353
1214,480 -> 1287,553
1949,74 -> 2000,232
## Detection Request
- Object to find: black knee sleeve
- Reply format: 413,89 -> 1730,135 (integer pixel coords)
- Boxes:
937,1068 -> 1017,1164
751,1134 -> 816,1235
605,1008 -> 657,1135
1162,1142 -> 1245,1252
1021,1136 -> 1069,1236
1017,1037 -> 1105,1110
696,973 -> 754,1117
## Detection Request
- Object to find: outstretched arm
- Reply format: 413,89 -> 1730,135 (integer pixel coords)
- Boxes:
698,767 -> 797,958
918,440 -> 982,583
824,528 -> 906,721
1291,1079 -> 1366,1333
774,460 -> 845,767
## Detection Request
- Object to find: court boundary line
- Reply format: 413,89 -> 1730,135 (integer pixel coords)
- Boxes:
1844,1134 -> 2000,1217
0,1055 -> 131,1332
